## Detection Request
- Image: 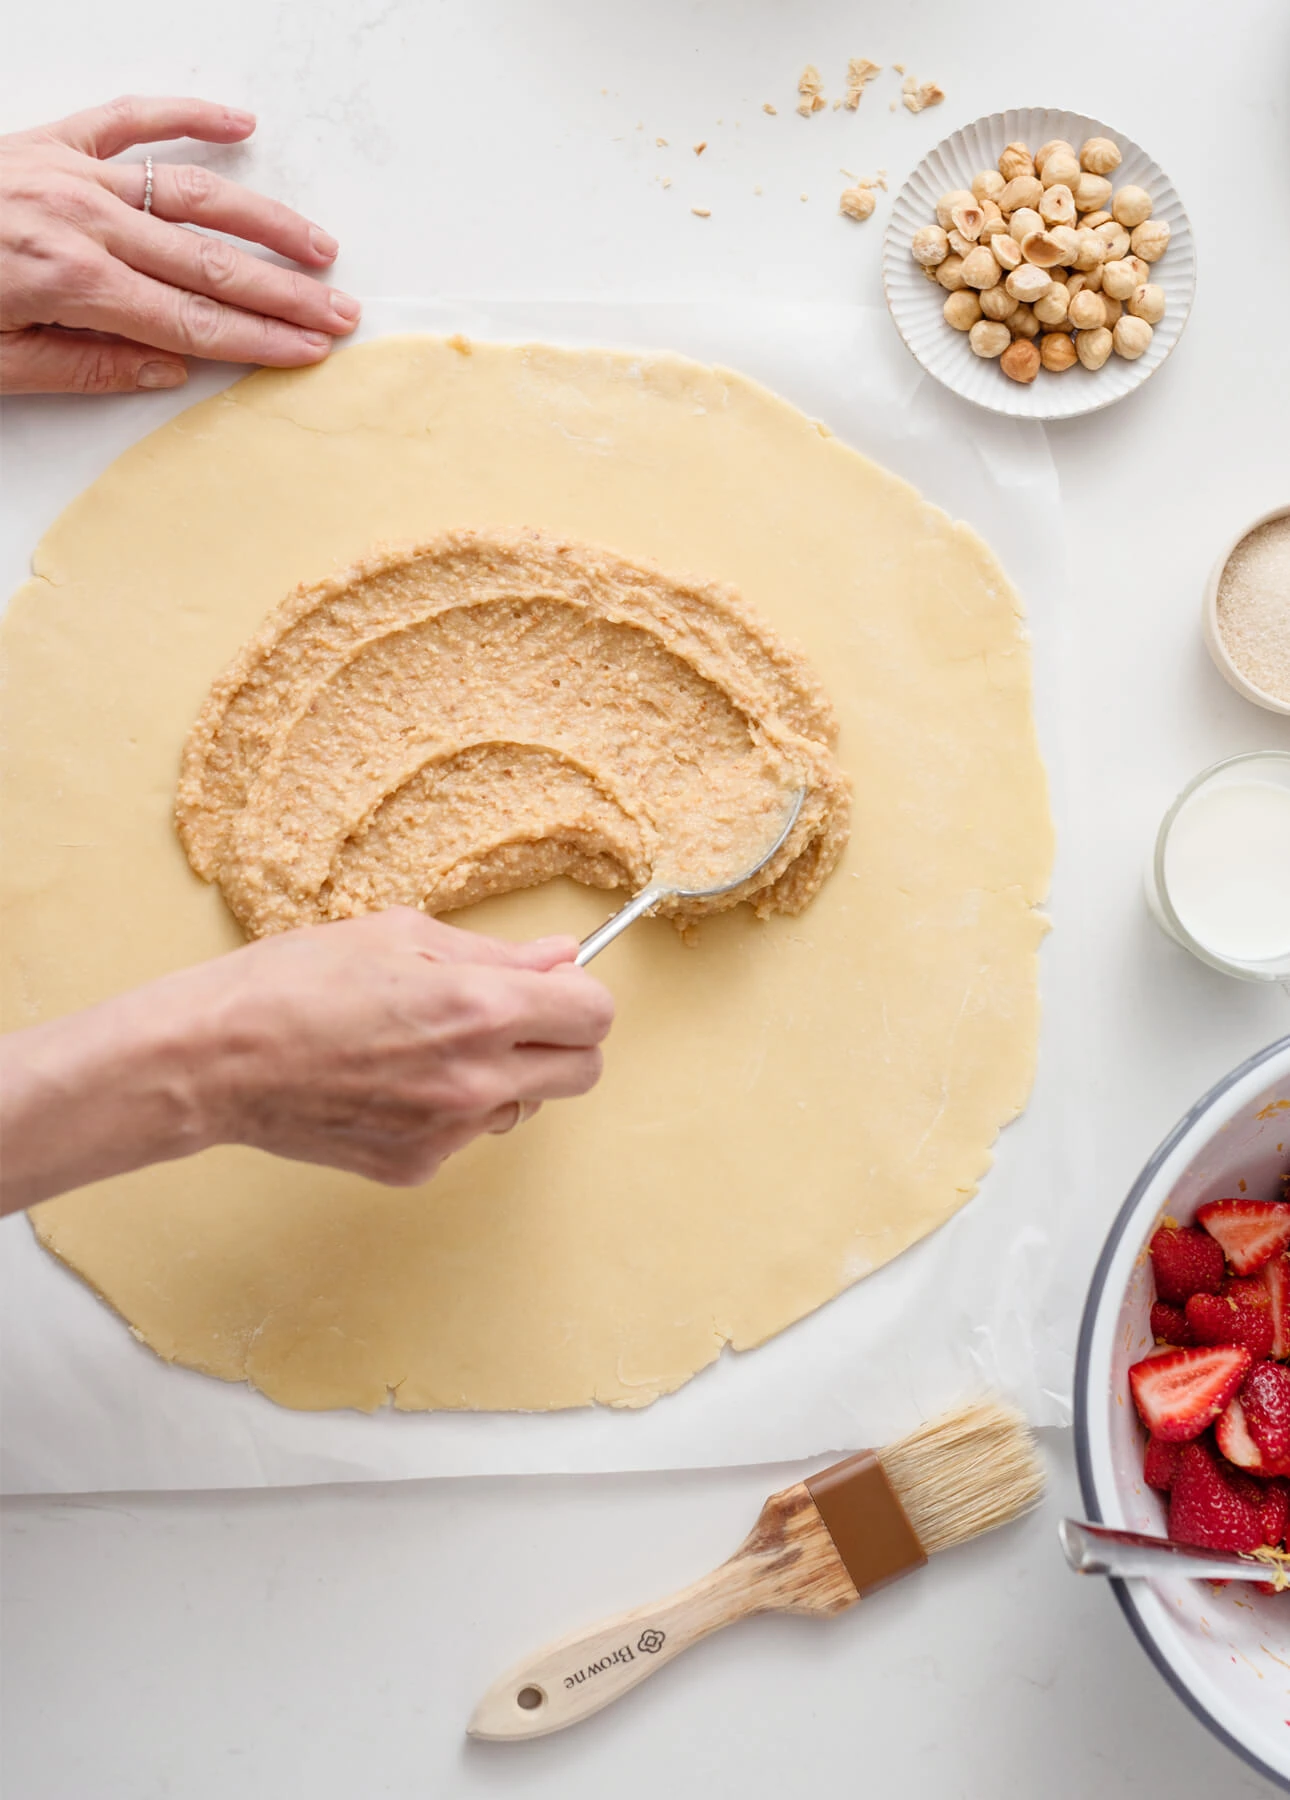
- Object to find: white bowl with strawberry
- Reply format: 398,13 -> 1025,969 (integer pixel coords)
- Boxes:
1075,1033 -> 1290,1790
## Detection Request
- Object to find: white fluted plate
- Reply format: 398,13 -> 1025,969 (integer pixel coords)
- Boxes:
883,107 -> 1196,421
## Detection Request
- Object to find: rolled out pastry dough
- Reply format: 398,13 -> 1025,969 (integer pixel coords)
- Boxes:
1,336 -> 1053,1412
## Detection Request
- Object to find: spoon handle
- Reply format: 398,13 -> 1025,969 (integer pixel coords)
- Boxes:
1059,1518 -> 1273,1583
575,883 -> 671,966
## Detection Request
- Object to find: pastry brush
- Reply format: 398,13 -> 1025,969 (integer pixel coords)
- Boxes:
468,1397 -> 1044,1740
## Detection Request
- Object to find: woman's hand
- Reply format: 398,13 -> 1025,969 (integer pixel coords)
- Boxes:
0,94 -> 359,396
0,910 -> 615,1211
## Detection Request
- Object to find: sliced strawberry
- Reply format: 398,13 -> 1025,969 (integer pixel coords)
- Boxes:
1260,1253 -> 1290,1359
1243,1361 -> 1290,1463
1217,1394 -> 1270,1470
1149,1223 -> 1226,1304
1143,1435 -> 1184,1491
1149,1301 -> 1193,1345
1197,1198 -> 1290,1275
1170,1438 -> 1277,1552
1186,1279 -> 1275,1361
1128,1343 -> 1252,1442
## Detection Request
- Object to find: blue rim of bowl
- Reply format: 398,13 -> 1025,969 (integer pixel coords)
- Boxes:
1073,1032 -> 1290,1792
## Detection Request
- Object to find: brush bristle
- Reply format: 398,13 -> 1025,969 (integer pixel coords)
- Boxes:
876,1398 -> 1045,1555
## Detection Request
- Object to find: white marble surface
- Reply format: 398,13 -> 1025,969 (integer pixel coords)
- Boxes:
2,1 -> 1290,1793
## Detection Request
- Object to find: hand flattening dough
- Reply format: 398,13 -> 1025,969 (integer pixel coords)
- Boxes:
175,529 -> 851,936
0,335 -> 1053,1414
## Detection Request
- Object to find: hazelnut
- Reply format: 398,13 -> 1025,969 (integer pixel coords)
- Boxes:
1112,314 -> 1153,359
1075,326 -> 1114,370
911,224 -> 951,267
1068,289 -> 1108,330
1038,183 -> 1076,227
1040,332 -> 1078,372
1131,218 -> 1171,263
997,142 -> 1035,181
1080,261 -> 1104,292
1005,263 -> 1053,303
935,188 -> 977,228
1008,303 -> 1040,340
1127,282 -> 1166,324
1071,228 -> 1104,272
1034,138 -> 1075,173
936,253 -> 967,291
943,290 -> 983,330
1040,150 -> 1081,190
972,169 -> 1006,203
969,318 -> 1012,359
1111,184 -> 1153,229
991,234 -> 1023,270
950,200 -> 985,242
979,283 -> 1019,321
1094,220 -> 1131,260
1072,172 -> 1112,214
1102,295 -> 1124,327
1065,271 -> 1089,297
1079,137 -> 1122,176
998,174 -> 1043,214
1020,228 -> 1067,269
1101,257 -> 1141,300
1079,210 -> 1112,232
1008,207 -> 1045,244
960,244 -> 1001,289
947,228 -> 973,257
1033,281 -> 1070,325
980,210 -> 1010,241
1047,225 -> 1081,264
1000,338 -> 1041,383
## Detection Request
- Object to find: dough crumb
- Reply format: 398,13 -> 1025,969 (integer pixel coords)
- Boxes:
893,62 -> 906,74
797,65 -> 828,115
656,136 -> 668,146
754,184 -> 763,195
901,75 -> 945,114
446,334 -> 472,356
763,101 -> 777,115
693,140 -> 707,154
691,204 -> 711,217
843,57 -> 882,108
662,176 -> 672,189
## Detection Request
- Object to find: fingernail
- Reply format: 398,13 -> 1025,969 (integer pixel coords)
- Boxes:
310,227 -> 339,259
228,108 -> 256,130
302,332 -> 331,353
137,362 -> 186,389
330,291 -> 361,322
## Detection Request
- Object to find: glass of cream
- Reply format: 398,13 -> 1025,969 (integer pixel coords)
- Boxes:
1145,751 -> 1290,980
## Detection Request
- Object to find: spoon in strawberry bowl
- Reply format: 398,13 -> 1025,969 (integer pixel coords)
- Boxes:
1059,1515 -> 1289,1587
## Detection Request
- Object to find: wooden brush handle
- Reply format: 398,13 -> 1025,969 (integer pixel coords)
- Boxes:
468,1481 -> 857,1741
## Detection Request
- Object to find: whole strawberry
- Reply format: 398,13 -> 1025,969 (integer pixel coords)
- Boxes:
1169,1438 -> 1276,1553
1186,1278 -> 1275,1362
1149,1224 -> 1226,1305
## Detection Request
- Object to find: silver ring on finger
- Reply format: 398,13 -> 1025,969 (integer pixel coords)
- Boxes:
142,156 -> 154,214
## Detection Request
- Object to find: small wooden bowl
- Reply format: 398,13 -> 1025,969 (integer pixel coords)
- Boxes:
1201,504 -> 1290,716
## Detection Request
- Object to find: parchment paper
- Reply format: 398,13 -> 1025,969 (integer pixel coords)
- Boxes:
0,301 -> 1085,1493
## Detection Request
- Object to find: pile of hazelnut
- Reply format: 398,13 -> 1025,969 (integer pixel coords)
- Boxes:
910,135 -> 1171,384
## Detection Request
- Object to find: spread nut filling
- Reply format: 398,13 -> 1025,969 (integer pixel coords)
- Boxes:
176,529 -> 851,939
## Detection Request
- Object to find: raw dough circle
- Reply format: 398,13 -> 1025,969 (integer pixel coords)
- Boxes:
1,336 -> 1052,1413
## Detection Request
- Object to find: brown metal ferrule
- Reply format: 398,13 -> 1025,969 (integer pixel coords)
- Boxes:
805,1450 -> 928,1598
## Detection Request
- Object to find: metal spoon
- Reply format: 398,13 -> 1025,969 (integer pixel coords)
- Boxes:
574,787 -> 807,966
1059,1517 -> 1282,1585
